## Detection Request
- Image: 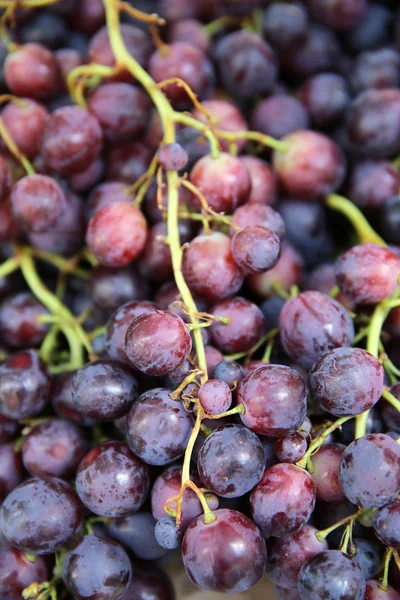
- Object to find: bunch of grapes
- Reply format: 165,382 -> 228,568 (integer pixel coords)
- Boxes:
0,1 -> 400,600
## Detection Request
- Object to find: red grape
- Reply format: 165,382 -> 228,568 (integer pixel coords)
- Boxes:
198,378 -> 232,415
239,156 -> 276,205
311,443 -> 346,503
105,300 -> 157,363
210,296 -> 265,354
231,225 -> 281,274
0,291 -> 50,348
5,43 -> 57,99
1,98 -> 48,159
231,203 -> 285,239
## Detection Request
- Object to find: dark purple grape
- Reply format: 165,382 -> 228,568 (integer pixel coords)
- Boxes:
239,156 -> 276,205
353,538 -> 382,580
107,512 -> 168,561
105,300 -> 157,363
347,89 -> 400,158
182,509 -> 267,593
0,536 -> 49,600
348,160 -> 399,212
55,48 -> 83,91
87,82 -> 151,142
20,12 -> 67,49
273,130 -> 345,201
40,105 -> 103,176
335,244 -> 400,304
105,142 -> 152,184
87,181 -> 130,219
4,43 -> 57,99
251,94 -> 309,140
0,350 -> 51,419
250,463 -> 316,539
210,297 -> 265,354
309,347 -> 384,416
0,201 -> 22,242
232,203 -> 285,240
379,196 -> 400,245
119,563 -> 175,600
339,434 -> 400,508
279,291 -> 355,369
212,360 -> 244,389
90,265 -> 149,312
364,579 -> 400,599
22,419 -> 88,479
0,477 -> 82,554
197,424 -> 265,498
72,360 -> 138,421
10,174 -> 67,233
63,534 -> 131,600
231,226 -> 281,275
299,73 -> 350,129
308,0 -> 367,31
72,0 -> 105,34
373,500 -> 400,548
126,388 -> 193,466
52,371 -> 94,426
311,443 -> 346,503
198,379 -> 232,415
155,517 -> 182,549
138,222 -> 174,283
263,2 -> 308,51
125,310 -> 192,376
214,31 -> 277,100
298,550 -> 366,600
158,143 -> 188,171
237,365 -> 307,437
266,524 -> 328,590
344,3 -> 391,52
275,433 -> 307,464
0,443 -> 24,501
76,440 -> 149,518
69,157 -> 103,193
0,292 -> 49,348
1,98 -> 47,159
281,25 -> 342,79
0,416 -> 18,444
350,49 -> 400,94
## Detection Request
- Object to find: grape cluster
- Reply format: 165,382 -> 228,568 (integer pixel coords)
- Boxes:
0,1 -> 400,600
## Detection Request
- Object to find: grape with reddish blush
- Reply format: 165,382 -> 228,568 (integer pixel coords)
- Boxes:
311,443 -> 346,503
0,537 -> 49,600
275,433 -> 307,464
364,580 -> 400,599
231,203 -> 285,240
1,98 -> 48,159
210,297 -> 265,354
198,379 -> 232,415
192,99 -> 247,153
231,225 -> 281,274
88,23 -> 152,74
239,156 -> 276,205
0,443 -> 24,501
0,292 -> 50,348
373,500 -> 400,548
248,244 -> 303,298
4,43 -> 57,99
105,300 -> 157,363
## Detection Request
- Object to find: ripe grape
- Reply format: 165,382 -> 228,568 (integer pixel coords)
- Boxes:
0,477 -> 82,554
158,142 -> 188,171
198,379 -> 232,415
251,94 -> 310,140
279,291 -> 355,369
126,388 -> 193,465
63,534 -> 131,600
275,433 -> 307,464
182,509 -> 267,593
281,25 -> 342,79
210,297 -> 265,354
155,517 -> 182,549
0,292 -> 50,348
263,2 -> 308,50
250,463 -> 316,538
192,99 -> 247,153
339,434 -> 400,508
373,500 -> 400,548
4,43 -> 57,99
231,225 -> 281,274
89,265 -> 149,312
120,564 -> 175,600
107,511 -> 168,561
88,23 -> 152,74
231,203 -> 285,240
87,181 -> 130,219
105,142 -> 152,184
308,0 -> 367,31
212,359 -> 244,388
0,537 -> 49,600
1,98 -> 48,159
348,160 -> 399,212
364,579 -> 400,599
299,73 -> 350,129
76,440 -> 149,517
310,443 -> 346,503
169,18 -> 210,54
105,300 -> 156,363
248,243 -> 303,298
0,443 -> 24,501
350,48 -> 400,94
239,156 -> 276,205
353,538 -> 382,580
238,365 -> 307,437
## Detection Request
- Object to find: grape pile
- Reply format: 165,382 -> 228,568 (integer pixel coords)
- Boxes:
1,1 -> 400,600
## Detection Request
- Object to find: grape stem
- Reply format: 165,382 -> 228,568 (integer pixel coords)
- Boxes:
380,548 -> 394,592
315,508 -> 368,543
382,387 -> 400,413
0,116 -> 34,174
296,415 -> 353,470
325,194 -> 386,246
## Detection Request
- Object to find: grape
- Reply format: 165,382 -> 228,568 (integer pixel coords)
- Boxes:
22,418 -> 87,479
105,300 -> 156,363
138,222 -> 174,282
298,550 -> 366,600
182,509 -> 267,593
275,433 -> 307,464
209,297 -> 265,354
63,534 -> 131,600
55,48 -> 83,90
0,443 -> 24,501
309,348 -> 384,416
339,434 -> 400,508
73,0 -> 105,34
76,440 -> 149,518
198,379 -> 232,415
239,156 -> 276,205
52,371 -> 94,426
347,89 -> 400,158
90,265 -> 149,312
155,517 -> 182,549
1,98 -> 47,159
182,232 -> 244,302
250,463 -> 316,539
214,31 -> 277,100
373,500 -> 400,548
344,3 -> 391,52
364,579 -> 400,599
0,292 -> 50,348
263,2 -> 308,50
273,130 -> 345,201
379,196 -> 400,244
192,99 -> 247,154
231,225 -> 281,274
348,160 -> 399,212
238,365 -> 307,437
350,48 -> 400,94
87,82 -> 151,143
281,25 -> 342,79
0,201 -> 21,242
86,201 -> 148,267
125,310 -> 191,376
120,563 -> 175,600
0,477 -> 82,554
126,388 -> 193,466
279,291 -> 355,369
310,443 -> 346,503
212,360 -> 244,389
169,18 -> 210,54
189,153 -> 250,214
198,424 -> 265,498
0,350 -> 51,420
0,536 -> 49,600
353,538 -> 382,580
72,360 -> 138,421
87,181 -> 130,219
266,524 -> 328,590
0,416 -> 18,445
105,142 -> 152,184
251,94 -> 310,140
4,43 -> 57,99
158,142 -> 188,171
248,244 -> 303,298
308,0 -> 367,31
314,499 -> 363,547
40,105 -> 103,176
107,511 -> 168,561
299,73 -> 350,129
232,203 -> 285,240
10,174 -> 67,233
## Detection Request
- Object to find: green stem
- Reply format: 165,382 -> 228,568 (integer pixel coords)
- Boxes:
0,117 -> 34,175
0,256 -> 20,279
382,387 -> 400,413
380,547 -> 394,591
325,194 -> 386,246
316,509 -> 365,543
224,327 -> 279,361
297,416 -> 353,469
206,403 -> 245,420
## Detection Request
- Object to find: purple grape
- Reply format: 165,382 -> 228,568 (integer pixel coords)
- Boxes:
52,371 -> 95,426
197,424 -> 265,498
0,536 -> 49,600
373,500 -> 400,548
212,360 -> 244,388
107,511 -> 168,561
0,443 -> 24,501
182,509 -> 267,593
250,463 -> 316,539
339,434 -> 400,508
105,300 -> 157,363
275,433 -> 307,464
353,537 -> 382,580
119,563 -> 175,600
198,379 -> 232,415
210,297 -> 265,354
311,443 -> 346,503
155,517 -> 182,549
